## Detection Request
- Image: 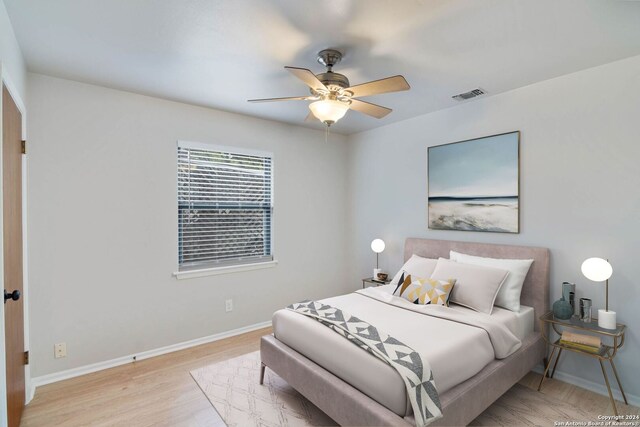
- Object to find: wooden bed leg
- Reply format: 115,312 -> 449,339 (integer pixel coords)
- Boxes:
259,363 -> 266,385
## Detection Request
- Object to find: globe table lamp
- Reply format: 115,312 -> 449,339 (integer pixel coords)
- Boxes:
371,239 -> 385,280
581,257 -> 616,329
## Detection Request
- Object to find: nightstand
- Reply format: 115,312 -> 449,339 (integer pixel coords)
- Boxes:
538,311 -> 627,415
362,277 -> 392,289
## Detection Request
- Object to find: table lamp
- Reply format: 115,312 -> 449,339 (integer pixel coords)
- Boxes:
581,257 -> 616,329
370,239 -> 385,280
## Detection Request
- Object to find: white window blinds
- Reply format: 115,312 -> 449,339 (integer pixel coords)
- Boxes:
177,141 -> 273,270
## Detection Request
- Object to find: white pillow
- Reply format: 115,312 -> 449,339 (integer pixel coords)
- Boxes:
430,258 -> 509,314
450,250 -> 534,312
390,254 -> 438,290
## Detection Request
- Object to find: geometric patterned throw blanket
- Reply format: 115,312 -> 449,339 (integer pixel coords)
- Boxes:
287,300 -> 443,427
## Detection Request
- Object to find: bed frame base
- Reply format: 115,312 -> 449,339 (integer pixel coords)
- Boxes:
261,333 -> 545,426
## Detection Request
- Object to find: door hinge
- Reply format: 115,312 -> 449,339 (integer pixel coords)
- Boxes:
21,140 -> 26,154
24,351 -> 29,365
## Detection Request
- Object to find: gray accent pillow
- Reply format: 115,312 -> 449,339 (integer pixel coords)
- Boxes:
430,258 -> 509,314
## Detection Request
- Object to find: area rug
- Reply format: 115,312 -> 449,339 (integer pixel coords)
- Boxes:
191,351 -> 600,427
191,351 -> 337,426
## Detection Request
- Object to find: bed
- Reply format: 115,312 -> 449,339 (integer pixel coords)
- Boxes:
260,238 -> 550,426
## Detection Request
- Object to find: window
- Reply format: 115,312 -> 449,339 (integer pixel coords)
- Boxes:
177,141 -> 273,272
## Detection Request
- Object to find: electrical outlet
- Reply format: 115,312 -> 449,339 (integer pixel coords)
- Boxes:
225,299 -> 233,312
54,342 -> 67,359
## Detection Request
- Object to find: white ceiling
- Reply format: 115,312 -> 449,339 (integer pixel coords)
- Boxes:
5,0 -> 640,134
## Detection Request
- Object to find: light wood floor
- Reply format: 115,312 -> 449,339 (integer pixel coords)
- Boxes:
21,327 -> 637,426
519,371 -> 638,419
21,328 -> 270,427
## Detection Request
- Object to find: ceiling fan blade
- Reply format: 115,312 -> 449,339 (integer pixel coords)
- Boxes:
248,95 -> 314,103
349,99 -> 392,119
285,66 -> 328,92
346,75 -> 410,98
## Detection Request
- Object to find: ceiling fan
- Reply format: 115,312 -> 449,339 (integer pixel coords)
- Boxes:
248,49 -> 410,127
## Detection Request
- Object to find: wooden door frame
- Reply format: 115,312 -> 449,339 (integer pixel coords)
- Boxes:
0,63 -> 30,427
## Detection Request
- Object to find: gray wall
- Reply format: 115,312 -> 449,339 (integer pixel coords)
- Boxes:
0,0 -> 26,99
347,55 -> 640,398
27,73 -> 351,377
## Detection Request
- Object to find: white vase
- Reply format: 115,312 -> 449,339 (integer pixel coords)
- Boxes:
598,309 -> 616,329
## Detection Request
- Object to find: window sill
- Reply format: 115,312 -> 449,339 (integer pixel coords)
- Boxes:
173,260 -> 278,280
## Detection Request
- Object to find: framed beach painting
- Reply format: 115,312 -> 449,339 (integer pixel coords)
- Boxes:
428,131 -> 520,233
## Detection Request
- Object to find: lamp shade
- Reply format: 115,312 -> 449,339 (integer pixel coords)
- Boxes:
370,239 -> 385,253
309,99 -> 349,124
581,257 -> 612,282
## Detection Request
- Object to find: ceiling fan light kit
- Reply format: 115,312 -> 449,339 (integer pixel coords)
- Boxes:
309,98 -> 350,126
248,49 -> 410,127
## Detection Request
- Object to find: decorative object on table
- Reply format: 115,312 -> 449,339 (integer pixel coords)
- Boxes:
558,341 -> 600,354
376,272 -> 388,281
581,257 -> 616,329
552,295 -> 573,320
579,298 -> 592,323
560,331 -> 602,349
562,281 -> 576,315
370,238 -> 385,279
428,131 -> 520,233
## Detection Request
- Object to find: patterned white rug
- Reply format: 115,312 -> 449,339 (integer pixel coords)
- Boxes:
191,351 -> 605,427
191,351 -> 337,426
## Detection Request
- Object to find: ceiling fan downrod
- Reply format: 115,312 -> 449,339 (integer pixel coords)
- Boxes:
316,49 -> 343,72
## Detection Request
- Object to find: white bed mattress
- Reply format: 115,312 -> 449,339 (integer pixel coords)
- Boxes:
272,285 -> 534,416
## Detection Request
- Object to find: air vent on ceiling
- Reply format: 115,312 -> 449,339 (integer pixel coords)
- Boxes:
452,88 -> 486,101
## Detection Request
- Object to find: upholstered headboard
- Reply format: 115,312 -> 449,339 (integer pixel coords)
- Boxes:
404,238 -> 550,332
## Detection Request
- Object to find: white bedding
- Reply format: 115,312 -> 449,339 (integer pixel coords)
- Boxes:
272,285 -> 533,416
375,284 -> 533,341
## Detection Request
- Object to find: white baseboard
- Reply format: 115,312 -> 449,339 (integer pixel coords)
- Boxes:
24,365 -> 32,405
532,365 -> 639,407
29,320 -> 271,401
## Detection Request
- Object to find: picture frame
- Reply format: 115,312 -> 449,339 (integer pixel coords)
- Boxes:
427,131 -> 520,233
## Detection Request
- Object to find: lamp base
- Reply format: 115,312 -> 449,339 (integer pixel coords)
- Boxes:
598,309 -> 617,329
373,268 -> 382,280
